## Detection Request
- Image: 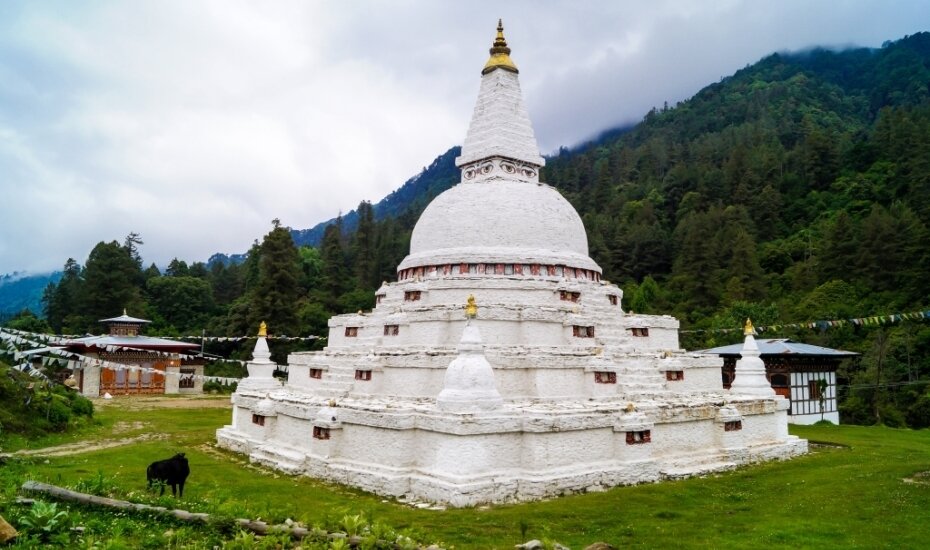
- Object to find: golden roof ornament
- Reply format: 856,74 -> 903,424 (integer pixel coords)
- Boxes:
744,318 -> 755,336
465,295 -> 478,319
482,19 -> 519,75
258,321 -> 267,337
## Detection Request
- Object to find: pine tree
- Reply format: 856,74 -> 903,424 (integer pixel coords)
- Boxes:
250,221 -> 302,335
81,241 -> 146,330
43,258 -> 82,333
319,220 -> 348,308
819,210 -> 858,282
351,201 -> 376,290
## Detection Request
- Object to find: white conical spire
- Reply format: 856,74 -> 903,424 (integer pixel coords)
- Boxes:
729,319 -> 776,397
437,298 -> 503,412
456,20 -> 544,171
242,321 -> 279,390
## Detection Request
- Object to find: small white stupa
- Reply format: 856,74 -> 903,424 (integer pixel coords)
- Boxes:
436,295 -> 504,412
729,319 -> 777,397
217,21 -> 806,506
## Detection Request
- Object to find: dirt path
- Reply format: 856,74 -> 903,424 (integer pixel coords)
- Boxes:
2,395 -> 230,458
3,433 -> 170,458
91,395 -> 232,411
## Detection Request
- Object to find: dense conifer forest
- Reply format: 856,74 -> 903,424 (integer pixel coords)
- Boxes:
12,33 -> 930,427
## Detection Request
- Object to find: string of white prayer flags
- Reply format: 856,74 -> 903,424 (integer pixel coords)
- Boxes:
681,309 -> 930,334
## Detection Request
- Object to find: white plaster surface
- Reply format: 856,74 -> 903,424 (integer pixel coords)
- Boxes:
456,68 -> 544,168
400,182 -> 596,273
216,38 -> 806,506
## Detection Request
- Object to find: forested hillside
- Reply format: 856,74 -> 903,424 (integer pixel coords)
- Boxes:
290,147 -> 461,247
20,33 -> 930,427
0,272 -> 61,321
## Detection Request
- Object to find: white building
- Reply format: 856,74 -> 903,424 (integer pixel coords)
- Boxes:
698,338 -> 857,425
217,22 -> 806,506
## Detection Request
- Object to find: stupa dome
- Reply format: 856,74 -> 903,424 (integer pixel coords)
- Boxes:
398,179 -> 599,272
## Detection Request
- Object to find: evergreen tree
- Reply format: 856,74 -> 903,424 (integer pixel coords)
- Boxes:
250,221 -> 302,335
319,220 -> 348,308
43,258 -> 82,333
80,241 -> 146,329
351,201 -> 376,290
819,210 -> 858,281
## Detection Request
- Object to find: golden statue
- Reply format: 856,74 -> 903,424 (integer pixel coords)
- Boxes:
258,321 -> 267,337
465,295 -> 478,319
743,318 -> 754,336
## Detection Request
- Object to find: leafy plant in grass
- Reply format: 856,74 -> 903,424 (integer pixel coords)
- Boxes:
340,513 -> 367,536
74,470 -> 114,496
16,500 -> 73,545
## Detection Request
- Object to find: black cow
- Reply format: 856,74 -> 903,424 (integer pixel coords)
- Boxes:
146,453 -> 190,497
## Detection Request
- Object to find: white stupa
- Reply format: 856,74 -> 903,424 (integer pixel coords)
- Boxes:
217,21 -> 806,506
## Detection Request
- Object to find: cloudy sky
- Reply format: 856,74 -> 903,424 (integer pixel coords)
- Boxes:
1,1 -> 928,274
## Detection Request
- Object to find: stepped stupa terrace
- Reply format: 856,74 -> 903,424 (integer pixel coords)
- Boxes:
217,21 -> 806,506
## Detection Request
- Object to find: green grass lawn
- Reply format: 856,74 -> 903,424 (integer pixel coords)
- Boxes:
3,399 -> 930,549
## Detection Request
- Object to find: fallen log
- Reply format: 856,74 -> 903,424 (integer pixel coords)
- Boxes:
19,481 -> 317,539
18,481 -> 420,547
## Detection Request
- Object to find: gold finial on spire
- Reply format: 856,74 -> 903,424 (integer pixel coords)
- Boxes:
465,295 -> 478,319
123,308 -> 127,316
482,19 -> 519,75
258,321 -> 267,337
743,318 -> 754,336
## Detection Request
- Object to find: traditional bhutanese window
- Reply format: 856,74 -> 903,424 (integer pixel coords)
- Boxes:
252,414 -> 265,426
384,325 -> 399,336
313,426 -> 330,440
630,328 -> 649,337
573,325 -> 595,338
375,294 -> 385,304
665,370 -> 684,381
722,371 -> 734,389
355,370 -> 372,381
724,420 -> 743,432
345,327 -> 358,337
513,263 -> 523,275
309,368 -> 322,379
594,371 -> 616,384
608,294 -> 619,306
560,291 -> 581,302
179,368 -> 196,389
808,380 -> 823,400
626,430 -> 651,444
495,264 -> 505,274
404,290 -> 421,302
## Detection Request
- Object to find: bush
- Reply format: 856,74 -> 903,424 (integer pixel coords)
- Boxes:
16,500 -> 73,545
203,380 -> 237,394
45,398 -> 71,430
907,392 -> 930,429
70,395 -> 94,417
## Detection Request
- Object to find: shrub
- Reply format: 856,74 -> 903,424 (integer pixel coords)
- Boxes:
907,392 -> 930,429
45,398 -> 71,430
70,395 -> 94,417
16,500 -> 73,544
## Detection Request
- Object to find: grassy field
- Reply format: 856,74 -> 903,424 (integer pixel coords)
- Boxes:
2,397 -> 929,548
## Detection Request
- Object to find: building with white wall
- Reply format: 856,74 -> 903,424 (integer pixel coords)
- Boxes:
699,338 -> 857,425
217,22 -> 806,506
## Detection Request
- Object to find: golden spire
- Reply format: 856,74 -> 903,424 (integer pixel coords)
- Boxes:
258,321 -> 267,337
465,295 -> 478,319
743,318 -> 754,336
482,19 -> 519,75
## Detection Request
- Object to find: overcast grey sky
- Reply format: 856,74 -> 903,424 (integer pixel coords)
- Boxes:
1,1 -> 928,273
